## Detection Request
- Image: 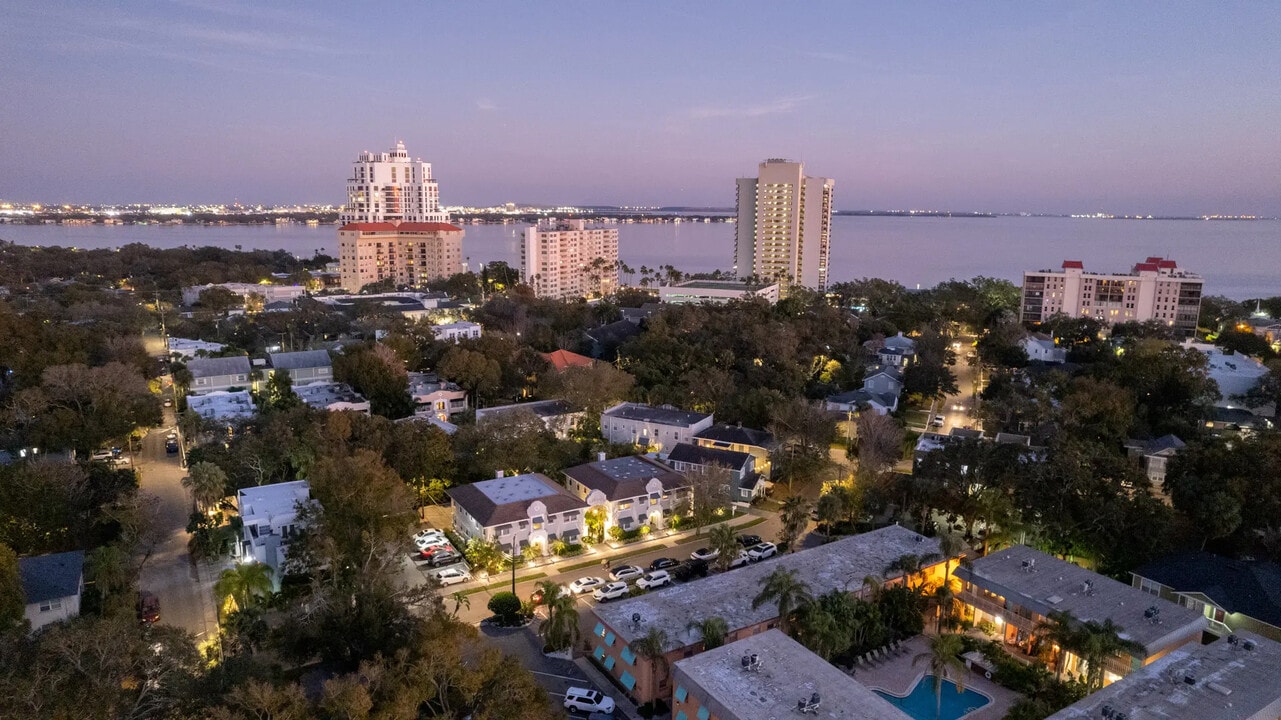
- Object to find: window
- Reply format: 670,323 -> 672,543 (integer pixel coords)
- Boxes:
39,599 -> 63,612
593,646 -> 605,660
604,655 -> 616,670
674,687 -> 687,702
697,707 -> 709,720
621,646 -> 636,665
594,622 -> 605,637
676,713 -> 688,720
620,671 -> 636,690
604,632 -> 615,646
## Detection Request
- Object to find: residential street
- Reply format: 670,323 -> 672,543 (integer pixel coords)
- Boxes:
135,338 -> 223,644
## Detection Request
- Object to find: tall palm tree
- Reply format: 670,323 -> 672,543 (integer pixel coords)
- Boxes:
1034,610 -> 1081,680
535,580 -> 580,652
182,461 -> 228,512
631,627 -> 670,699
913,634 -> 968,720
929,582 -> 957,634
214,562 -> 273,614
449,591 -> 471,619
684,616 -> 729,651
753,568 -> 812,633
708,523 -> 740,572
778,496 -> 812,552
86,544 -> 133,601
885,552 -> 942,592
935,531 -> 966,582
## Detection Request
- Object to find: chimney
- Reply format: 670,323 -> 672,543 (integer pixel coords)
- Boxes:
496,470 -> 505,478
597,451 -> 607,462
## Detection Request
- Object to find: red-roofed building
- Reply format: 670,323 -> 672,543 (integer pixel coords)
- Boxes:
1021,257 -> 1203,337
541,349 -> 595,372
338,220 -> 465,291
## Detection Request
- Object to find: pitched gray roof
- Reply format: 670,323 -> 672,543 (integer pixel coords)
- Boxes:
186,355 -> 252,378
563,455 -> 687,500
1134,552 -> 1281,629
665,442 -> 752,472
694,423 -> 776,450
268,350 -> 332,370
446,474 -> 586,528
603,402 -> 711,427
19,550 -> 84,604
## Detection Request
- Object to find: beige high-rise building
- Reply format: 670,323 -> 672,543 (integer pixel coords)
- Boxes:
337,221 -> 464,291
734,159 -> 834,291
1020,257 -> 1203,337
340,141 -> 447,224
521,219 -> 619,299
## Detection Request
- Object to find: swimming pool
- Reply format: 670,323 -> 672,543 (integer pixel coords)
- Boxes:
874,675 -> 990,720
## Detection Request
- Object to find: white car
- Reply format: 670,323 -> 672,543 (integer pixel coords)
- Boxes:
564,687 -> 615,714
569,576 -> 606,594
414,531 -> 448,549
690,547 -> 719,562
746,542 -> 777,561
593,581 -> 629,602
636,570 -> 671,590
609,565 -> 644,582
434,567 -> 471,586
727,551 -> 751,569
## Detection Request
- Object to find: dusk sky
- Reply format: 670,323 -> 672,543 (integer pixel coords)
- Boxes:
2,1 -> 1279,214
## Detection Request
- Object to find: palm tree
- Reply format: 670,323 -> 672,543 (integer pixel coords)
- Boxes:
885,552 -> 941,592
753,568 -> 812,633
535,580 -> 580,652
684,616 -> 729,651
936,531 -> 966,581
449,591 -> 471,619
1034,610 -> 1081,680
708,523 -> 740,572
214,562 -> 273,614
182,461 -> 228,512
86,544 -> 133,602
815,491 -> 844,540
778,496 -> 812,552
929,582 -> 957,634
913,633 -> 968,720
632,627 -> 670,698
1077,619 -> 1144,690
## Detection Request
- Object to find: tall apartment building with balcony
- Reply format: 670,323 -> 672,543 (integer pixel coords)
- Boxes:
337,141 -> 464,291
521,219 -> 619,299
734,159 -> 834,292
1020,257 -> 1203,337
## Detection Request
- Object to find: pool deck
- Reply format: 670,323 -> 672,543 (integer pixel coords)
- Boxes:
852,636 -> 1019,720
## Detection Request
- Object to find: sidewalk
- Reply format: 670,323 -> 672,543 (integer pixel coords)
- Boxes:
574,656 -> 642,720
447,510 -> 768,595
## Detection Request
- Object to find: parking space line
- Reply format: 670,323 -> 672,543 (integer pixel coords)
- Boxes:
531,671 -> 582,681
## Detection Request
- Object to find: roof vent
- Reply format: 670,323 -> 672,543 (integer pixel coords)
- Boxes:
1244,639 -> 1257,651
631,612 -> 643,630
1183,675 -> 1196,686
741,653 -> 761,672
796,692 -> 821,714
1144,606 -> 1161,624
1227,634 -> 1239,646
1208,682 -> 1232,696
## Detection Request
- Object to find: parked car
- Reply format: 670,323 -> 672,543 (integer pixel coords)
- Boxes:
427,551 -> 462,567
636,570 -> 672,590
165,439 -> 179,455
648,557 -> 679,571
930,416 -> 945,427
689,547 -> 719,562
746,542 -> 777,561
736,534 -> 763,547
91,449 -> 114,462
609,565 -> 643,582
163,398 -> 173,408
569,576 -> 606,595
672,558 -> 709,582
592,582 -> 628,602
419,544 -> 456,559
727,551 -> 750,569
137,591 -> 160,626
434,568 -> 470,586
414,528 -> 447,543
564,687 -> 615,714
415,533 -> 449,550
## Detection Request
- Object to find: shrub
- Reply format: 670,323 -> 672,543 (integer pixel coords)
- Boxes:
976,619 -> 997,637
554,542 -> 584,557
667,514 -> 684,531
487,591 -> 522,624
608,526 -> 625,541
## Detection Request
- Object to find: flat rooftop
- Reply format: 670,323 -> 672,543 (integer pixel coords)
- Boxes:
672,629 -> 911,720
473,473 -> 563,505
476,399 -> 576,421
293,381 -> 367,408
239,480 -> 310,522
187,390 -> 256,420
1046,632 -> 1281,720
603,402 -> 711,428
594,525 -> 942,652
672,280 -> 773,292
957,545 -> 1206,652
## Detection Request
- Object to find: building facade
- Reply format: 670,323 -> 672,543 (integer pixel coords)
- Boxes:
446,473 -> 588,553
185,356 -> 253,394
600,402 -> 714,452
407,372 -> 468,421
340,141 -> 447,224
268,350 -> 332,384
237,480 -> 312,585
734,159 -> 834,291
1132,552 -> 1281,643
563,454 -> 690,535
337,221 -> 465,291
521,219 -> 619,299
658,279 -> 780,305
1020,258 -> 1203,337
19,550 -> 84,632
431,321 -> 482,343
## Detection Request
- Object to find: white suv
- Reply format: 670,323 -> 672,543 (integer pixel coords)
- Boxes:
636,570 -> 671,590
564,687 -> 615,714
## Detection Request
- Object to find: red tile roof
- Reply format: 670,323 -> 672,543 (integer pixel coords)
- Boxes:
339,221 -> 463,233
1061,260 -> 1084,269
1158,259 -> 1177,269
541,349 -> 595,372
1134,262 -> 1159,272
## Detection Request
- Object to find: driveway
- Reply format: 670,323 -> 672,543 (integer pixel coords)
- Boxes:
479,624 -> 630,718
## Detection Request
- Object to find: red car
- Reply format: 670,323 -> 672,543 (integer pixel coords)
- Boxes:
137,591 -> 160,626
419,544 -> 455,559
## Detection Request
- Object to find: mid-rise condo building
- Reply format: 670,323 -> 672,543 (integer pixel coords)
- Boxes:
337,221 -> 464,291
734,159 -> 834,291
1020,258 -> 1203,337
521,219 -> 619,299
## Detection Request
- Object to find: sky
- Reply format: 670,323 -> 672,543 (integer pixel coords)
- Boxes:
1,1 -> 1279,214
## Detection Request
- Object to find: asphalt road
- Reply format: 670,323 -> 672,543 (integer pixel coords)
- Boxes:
135,403 -> 221,644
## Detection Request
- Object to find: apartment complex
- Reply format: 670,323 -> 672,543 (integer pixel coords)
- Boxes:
336,221 -> 464,291
1020,258 -> 1203,337
734,159 -> 834,291
521,219 -> 619,299
340,140 -> 447,224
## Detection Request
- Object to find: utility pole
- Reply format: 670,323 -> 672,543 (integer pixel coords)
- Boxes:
155,290 -> 167,342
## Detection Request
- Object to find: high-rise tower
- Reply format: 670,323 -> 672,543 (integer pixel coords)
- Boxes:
340,140 -> 447,223
734,159 -> 834,291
